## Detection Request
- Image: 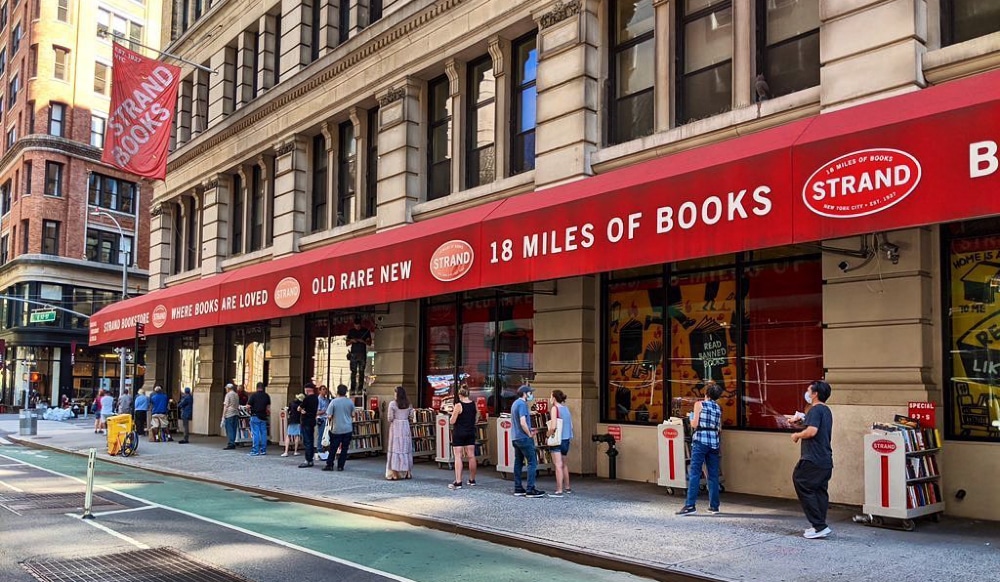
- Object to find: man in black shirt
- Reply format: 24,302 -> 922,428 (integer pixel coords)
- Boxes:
791,380 -> 834,539
346,318 -> 372,393
298,382 -> 319,468
246,382 -> 271,456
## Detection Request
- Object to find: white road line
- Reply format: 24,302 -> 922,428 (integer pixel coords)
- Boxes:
91,505 -> 157,517
67,514 -> 151,549
0,452 -> 416,582
0,479 -> 24,492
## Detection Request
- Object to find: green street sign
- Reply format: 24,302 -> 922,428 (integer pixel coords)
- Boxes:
29,310 -> 56,323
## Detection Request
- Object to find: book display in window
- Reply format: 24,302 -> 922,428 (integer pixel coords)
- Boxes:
860,415 -> 943,531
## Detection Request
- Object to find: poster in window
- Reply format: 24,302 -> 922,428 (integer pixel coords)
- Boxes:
607,278 -> 664,424
949,237 -> 1000,439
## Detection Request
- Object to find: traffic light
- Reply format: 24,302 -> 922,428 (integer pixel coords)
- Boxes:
136,322 -> 145,339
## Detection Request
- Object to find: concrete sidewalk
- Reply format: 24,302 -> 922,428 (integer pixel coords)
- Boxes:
2,415 -> 997,582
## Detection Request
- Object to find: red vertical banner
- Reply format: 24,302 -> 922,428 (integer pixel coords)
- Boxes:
101,43 -> 181,180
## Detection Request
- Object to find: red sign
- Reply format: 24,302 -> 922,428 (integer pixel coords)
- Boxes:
607,425 -> 622,442
663,427 -> 679,439
274,277 -> 302,309
437,418 -> 447,426
871,439 -> 897,454
368,396 -> 379,412
534,399 -> 548,414
431,396 -> 442,411
430,240 -> 475,282
475,396 -> 487,417
907,401 -> 936,428
801,149 -> 921,218
500,419 -> 512,429
151,305 -> 167,328
101,43 -> 180,180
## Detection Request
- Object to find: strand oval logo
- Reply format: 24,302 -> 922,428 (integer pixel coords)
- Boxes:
430,240 -> 475,282
274,277 -> 301,309
152,305 -> 168,329
663,428 -> 679,439
871,439 -> 897,454
803,148 -> 921,218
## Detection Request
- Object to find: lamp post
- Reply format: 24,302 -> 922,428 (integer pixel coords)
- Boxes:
90,209 -> 130,397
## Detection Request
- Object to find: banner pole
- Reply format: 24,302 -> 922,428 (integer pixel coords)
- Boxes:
99,33 -> 215,74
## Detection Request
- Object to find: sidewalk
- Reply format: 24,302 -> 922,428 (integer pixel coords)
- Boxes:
2,415 -> 997,582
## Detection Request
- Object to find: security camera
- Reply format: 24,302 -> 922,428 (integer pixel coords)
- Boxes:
881,243 -> 900,264
838,261 -> 850,272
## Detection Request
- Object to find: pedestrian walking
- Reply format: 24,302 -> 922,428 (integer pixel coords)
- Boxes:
448,387 -> 478,489
247,382 -> 271,456
177,387 -> 194,444
117,388 -> 133,415
99,391 -> 115,434
511,385 -> 545,498
149,386 -> 172,442
791,380 -> 834,539
316,385 -> 331,451
548,389 -> 574,497
676,380 -> 724,515
298,383 -> 319,468
134,389 -> 149,436
93,390 -> 105,434
282,393 -> 303,457
322,384 -> 353,471
222,383 -> 240,450
385,386 -> 414,480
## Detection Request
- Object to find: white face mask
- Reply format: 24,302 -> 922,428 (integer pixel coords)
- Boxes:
804,390 -> 814,405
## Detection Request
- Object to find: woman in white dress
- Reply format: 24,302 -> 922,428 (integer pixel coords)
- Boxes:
385,386 -> 415,480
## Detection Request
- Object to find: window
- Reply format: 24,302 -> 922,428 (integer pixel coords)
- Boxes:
172,202 -> 182,274
23,161 -> 29,193
677,0 -> 733,125
944,218 -> 1000,442
94,62 -> 109,95
44,161 -> 63,196
602,251 -> 822,428
41,220 -> 59,255
370,0 -> 383,24
756,0 -> 819,99
20,219 -> 27,253
0,179 -> 9,214
11,22 -> 19,53
129,22 -> 142,52
310,0 -> 321,61
0,3 -> 6,30
231,172 -> 243,255
86,228 -> 133,265
337,121 -> 356,226
364,107 -> 378,219
339,0 -> 349,44
57,0 -> 69,22
8,73 -> 18,107
48,102 -> 66,136
0,234 -> 7,264
511,33 -> 537,175
465,56 -> 495,188
0,48 -> 6,75
90,114 -> 106,148
54,47 -> 70,80
427,76 -> 451,201
32,0 -> 39,18
88,173 -> 136,213
28,44 -> 36,77
185,196 -> 196,270
273,12 -> 282,84
249,165 -> 264,251
311,134 -> 327,232
610,0 -> 654,144
942,0 -> 1000,46
5,125 -> 15,148
26,100 -> 33,133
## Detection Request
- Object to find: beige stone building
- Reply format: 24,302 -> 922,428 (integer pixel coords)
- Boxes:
92,0 -> 1000,521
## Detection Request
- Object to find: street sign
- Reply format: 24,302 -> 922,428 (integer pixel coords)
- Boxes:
29,310 -> 56,323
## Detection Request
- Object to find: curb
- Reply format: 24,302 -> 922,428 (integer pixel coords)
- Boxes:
6,434 -> 725,582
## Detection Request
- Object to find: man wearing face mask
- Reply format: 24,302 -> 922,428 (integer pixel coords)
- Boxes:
790,380 -> 834,539
510,385 -> 546,498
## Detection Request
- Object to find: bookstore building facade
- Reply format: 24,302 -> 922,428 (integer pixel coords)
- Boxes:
92,0 -> 1000,521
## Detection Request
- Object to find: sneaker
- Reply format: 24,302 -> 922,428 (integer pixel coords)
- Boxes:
248,452 -> 259,457
467,480 -> 477,487
564,488 -> 572,494
280,452 -> 289,457
322,465 -> 335,471
708,507 -> 720,514
525,489 -> 547,498
298,462 -> 314,468
804,527 -> 832,539
223,445 -> 236,450
550,491 -> 564,498
676,505 -> 697,516
336,467 -> 344,471
513,488 -> 527,497
448,482 -> 463,490
804,527 -> 816,535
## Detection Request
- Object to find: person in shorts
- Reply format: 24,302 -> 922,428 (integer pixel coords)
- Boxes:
149,385 -> 172,442
448,387 -> 478,489
282,393 -> 303,457
548,389 -> 574,497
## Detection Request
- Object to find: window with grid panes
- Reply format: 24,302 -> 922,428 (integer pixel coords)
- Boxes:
942,0 -> 1000,46
427,76 -> 451,201
42,220 -> 59,255
677,0 -> 733,125
465,56 -> 495,188
337,121 -> 356,226
609,0 -> 654,145
756,0 -> 819,99
311,133 -> 328,232
48,103 -> 65,136
44,161 -> 63,196
511,33 -> 536,175
53,47 -> 68,80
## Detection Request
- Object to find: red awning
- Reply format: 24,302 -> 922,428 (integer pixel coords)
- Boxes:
90,68 -> 1000,346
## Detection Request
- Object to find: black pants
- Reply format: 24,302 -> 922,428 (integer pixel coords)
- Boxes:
135,411 -> 147,435
325,432 -> 352,469
793,459 -> 832,530
350,356 -> 366,392
301,421 -> 316,463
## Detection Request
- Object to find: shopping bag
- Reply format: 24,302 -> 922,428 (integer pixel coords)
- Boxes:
321,426 -> 331,447
545,418 -> 563,447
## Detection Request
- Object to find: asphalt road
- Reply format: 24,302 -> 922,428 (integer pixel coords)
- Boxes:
0,440 -> 652,582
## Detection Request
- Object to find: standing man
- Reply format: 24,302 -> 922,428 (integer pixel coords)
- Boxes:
791,380 -> 834,539
511,385 -> 545,498
298,382 -> 319,468
117,388 -> 133,416
247,381 -> 271,456
177,387 -> 193,444
346,318 -> 372,394
322,384 -> 354,471
134,389 -> 149,436
149,386 -> 172,442
222,383 -> 240,450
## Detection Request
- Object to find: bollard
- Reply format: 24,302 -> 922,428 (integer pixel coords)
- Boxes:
592,433 -> 620,480
82,448 -> 97,520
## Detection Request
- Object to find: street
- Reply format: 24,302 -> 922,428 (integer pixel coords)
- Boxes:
0,440 -> 654,582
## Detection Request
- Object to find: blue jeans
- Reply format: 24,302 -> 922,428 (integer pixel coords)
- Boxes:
685,441 -> 721,509
512,437 -> 537,492
250,416 -> 268,454
326,432 -> 352,469
224,416 -> 238,446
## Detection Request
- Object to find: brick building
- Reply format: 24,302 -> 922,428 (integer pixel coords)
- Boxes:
92,1 -> 1000,521
0,0 -> 162,409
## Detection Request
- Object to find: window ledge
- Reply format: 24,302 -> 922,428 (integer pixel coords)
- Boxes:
164,271 -> 203,287
413,171 -> 536,220
923,31 -> 1000,85
300,216 -> 377,251
591,87 -> 821,175
221,247 -> 274,271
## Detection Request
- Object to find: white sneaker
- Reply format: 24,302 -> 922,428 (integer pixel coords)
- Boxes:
804,527 -> 815,535
804,527 -> 831,539
280,452 -> 289,457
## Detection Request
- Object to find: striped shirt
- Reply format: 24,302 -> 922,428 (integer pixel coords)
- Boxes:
692,400 -> 722,449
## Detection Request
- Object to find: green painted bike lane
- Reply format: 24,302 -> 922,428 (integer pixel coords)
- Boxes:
1,447 -> 650,582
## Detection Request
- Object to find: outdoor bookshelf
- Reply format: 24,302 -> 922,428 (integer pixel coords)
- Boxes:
434,412 -> 491,468
495,411 -> 552,478
410,408 -> 436,459
862,419 -> 943,530
348,408 -> 382,455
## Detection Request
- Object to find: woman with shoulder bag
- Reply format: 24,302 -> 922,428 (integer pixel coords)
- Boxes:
547,390 -> 574,497
448,387 -> 478,490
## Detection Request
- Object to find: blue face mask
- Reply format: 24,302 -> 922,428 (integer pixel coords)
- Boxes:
526,392 -> 534,402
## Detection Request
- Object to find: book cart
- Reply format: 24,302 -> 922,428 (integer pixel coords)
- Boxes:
348,408 -> 382,455
495,411 -> 552,479
859,421 -> 943,531
410,408 -> 436,460
434,412 -> 491,468
234,405 -> 253,447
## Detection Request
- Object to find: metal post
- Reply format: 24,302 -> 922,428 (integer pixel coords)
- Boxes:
82,448 -> 97,519
91,209 -> 129,397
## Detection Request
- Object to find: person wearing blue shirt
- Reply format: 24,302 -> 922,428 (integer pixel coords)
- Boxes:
149,385 -> 172,442
133,389 -> 149,436
177,387 -> 194,444
510,385 -> 545,498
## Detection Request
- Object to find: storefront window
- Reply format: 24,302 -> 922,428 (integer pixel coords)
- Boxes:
229,325 -> 269,392
607,276 -> 665,423
306,313 -> 375,403
945,220 -> 1000,441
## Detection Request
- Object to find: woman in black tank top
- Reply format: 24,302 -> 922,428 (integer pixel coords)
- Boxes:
448,387 -> 479,489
